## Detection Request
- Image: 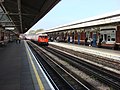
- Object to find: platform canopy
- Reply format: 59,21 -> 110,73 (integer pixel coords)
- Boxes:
0,0 -> 60,33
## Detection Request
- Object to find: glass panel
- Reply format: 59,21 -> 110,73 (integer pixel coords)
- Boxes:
111,30 -> 115,41
108,36 -> 110,41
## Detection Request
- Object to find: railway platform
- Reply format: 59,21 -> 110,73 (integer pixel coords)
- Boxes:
0,40 -> 54,90
49,42 -> 120,61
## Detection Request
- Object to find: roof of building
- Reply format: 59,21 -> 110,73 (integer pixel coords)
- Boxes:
0,0 -> 60,33
46,10 -> 120,33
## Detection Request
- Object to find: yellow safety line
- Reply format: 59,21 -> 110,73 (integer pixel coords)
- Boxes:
25,42 -> 44,90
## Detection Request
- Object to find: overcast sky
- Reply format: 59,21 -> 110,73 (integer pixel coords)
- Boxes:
30,0 -> 120,31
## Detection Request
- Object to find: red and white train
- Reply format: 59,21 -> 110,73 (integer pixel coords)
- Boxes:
25,33 -> 49,45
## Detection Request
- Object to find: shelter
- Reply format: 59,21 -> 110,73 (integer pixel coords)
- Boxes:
0,0 -> 60,33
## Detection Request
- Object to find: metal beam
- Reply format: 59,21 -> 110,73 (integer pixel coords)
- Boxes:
17,0 -> 23,33
0,21 -> 19,23
3,25 -> 20,27
0,13 -> 36,16
0,3 -> 15,24
0,14 -> 4,20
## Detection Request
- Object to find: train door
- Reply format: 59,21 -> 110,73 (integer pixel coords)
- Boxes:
104,34 -> 107,41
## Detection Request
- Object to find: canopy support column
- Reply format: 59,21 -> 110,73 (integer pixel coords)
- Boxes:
17,0 -> 23,33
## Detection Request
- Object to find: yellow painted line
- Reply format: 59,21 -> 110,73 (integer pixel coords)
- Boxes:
25,42 -> 44,90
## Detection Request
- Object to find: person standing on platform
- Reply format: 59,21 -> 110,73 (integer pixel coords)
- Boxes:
68,36 -> 70,43
89,37 -> 93,46
18,37 -> 21,44
16,34 -> 21,44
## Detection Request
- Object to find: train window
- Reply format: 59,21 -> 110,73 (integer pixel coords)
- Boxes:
39,36 -> 47,38
45,36 -> 48,38
111,31 -> 115,41
111,38 -> 115,41
108,36 -> 110,41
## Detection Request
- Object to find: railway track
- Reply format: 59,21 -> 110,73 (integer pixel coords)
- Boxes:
27,41 -> 94,90
50,44 -> 120,71
44,45 -> 120,90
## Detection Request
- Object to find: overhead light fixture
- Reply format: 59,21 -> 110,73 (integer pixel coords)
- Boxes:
5,27 -> 15,30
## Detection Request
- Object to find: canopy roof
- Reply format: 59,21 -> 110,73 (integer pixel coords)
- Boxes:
0,0 -> 60,33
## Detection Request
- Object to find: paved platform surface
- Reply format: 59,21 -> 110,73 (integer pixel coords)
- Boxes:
49,42 -> 120,61
24,41 -> 54,90
0,41 -> 34,90
0,41 -> 54,90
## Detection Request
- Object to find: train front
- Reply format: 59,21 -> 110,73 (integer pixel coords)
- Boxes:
38,34 -> 49,46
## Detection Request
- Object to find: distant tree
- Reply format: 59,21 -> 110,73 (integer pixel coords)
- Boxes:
35,29 -> 44,34
28,30 -> 36,34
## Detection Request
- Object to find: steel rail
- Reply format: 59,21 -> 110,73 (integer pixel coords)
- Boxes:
43,46 -> 120,90
27,42 -> 76,90
27,41 -> 93,90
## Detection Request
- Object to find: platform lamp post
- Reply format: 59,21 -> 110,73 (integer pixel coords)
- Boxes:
17,0 -> 23,33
